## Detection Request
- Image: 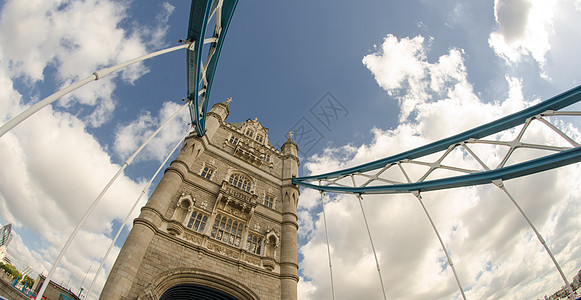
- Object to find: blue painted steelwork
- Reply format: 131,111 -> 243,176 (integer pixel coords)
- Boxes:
293,84 -> 581,193
187,0 -> 239,136
295,147 -> 581,194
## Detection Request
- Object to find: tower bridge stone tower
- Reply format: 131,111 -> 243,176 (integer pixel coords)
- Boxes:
101,99 -> 300,300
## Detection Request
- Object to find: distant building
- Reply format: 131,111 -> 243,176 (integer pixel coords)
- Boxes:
0,224 -> 12,262
32,274 -> 81,300
0,224 -> 12,248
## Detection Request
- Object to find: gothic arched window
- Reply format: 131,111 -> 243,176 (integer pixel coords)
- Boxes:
228,173 -> 252,192
264,194 -> 274,209
246,233 -> 263,255
228,135 -> 239,145
211,214 -> 244,247
187,210 -> 208,233
201,167 -> 214,179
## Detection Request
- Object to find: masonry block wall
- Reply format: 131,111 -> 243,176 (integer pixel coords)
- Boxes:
101,99 -> 300,300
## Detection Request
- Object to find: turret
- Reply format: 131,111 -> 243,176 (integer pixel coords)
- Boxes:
280,132 -> 300,299
204,98 -> 231,139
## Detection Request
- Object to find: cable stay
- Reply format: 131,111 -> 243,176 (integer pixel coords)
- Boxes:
349,174 -> 388,299
35,101 -> 190,300
319,190 -> 336,300
413,192 -> 466,299
355,194 -> 388,300
493,180 -> 575,298
0,43 -> 189,138
85,126 -> 193,299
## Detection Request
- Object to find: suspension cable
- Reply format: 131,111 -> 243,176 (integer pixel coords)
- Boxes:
355,194 -> 388,299
319,189 -> 336,300
0,43 -> 189,138
35,101 -> 189,300
412,191 -> 466,300
493,179 -> 574,298
85,126 -> 192,299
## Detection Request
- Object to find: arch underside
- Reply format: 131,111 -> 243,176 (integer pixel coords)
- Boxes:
159,284 -> 237,300
144,268 -> 260,300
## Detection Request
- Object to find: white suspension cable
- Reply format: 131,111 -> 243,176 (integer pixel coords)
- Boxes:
492,180 -> 574,298
319,189 -> 336,300
85,126 -> 192,299
412,191 -> 467,300
0,43 -> 189,138
35,101 -> 189,300
355,194 -> 388,300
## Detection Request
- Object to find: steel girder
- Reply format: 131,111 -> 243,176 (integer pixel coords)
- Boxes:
293,85 -> 581,194
187,0 -> 238,136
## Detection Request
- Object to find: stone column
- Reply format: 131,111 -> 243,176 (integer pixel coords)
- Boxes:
100,141 -> 192,299
280,134 -> 299,300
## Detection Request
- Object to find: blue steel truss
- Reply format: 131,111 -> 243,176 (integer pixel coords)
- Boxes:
293,85 -> 581,194
186,0 -> 238,136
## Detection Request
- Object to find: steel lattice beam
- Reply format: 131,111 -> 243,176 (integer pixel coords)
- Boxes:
293,84 -> 581,194
187,0 -> 238,136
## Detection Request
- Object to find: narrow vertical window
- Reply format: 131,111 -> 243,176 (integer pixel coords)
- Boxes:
256,134 -> 263,143
264,195 -> 274,208
201,167 -> 214,179
246,233 -> 263,255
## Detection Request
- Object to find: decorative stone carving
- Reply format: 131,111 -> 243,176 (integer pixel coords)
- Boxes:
265,229 -> 280,260
216,181 -> 258,222
207,241 -> 240,260
171,193 -> 195,224
166,221 -> 184,236
233,141 -> 263,167
137,284 -> 158,300
262,257 -> 275,271
183,232 -> 203,245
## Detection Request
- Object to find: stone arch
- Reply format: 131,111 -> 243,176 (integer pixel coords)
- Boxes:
171,193 -> 194,224
265,230 -> 279,259
227,170 -> 255,192
139,268 -> 260,300
159,284 -> 237,300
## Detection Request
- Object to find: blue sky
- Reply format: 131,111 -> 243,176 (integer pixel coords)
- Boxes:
1,0 -> 581,299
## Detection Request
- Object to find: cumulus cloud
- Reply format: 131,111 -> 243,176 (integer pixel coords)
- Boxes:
113,101 -> 191,163
488,0 -> 557,70
0,0 -> 175,126
298,33 -> 581,299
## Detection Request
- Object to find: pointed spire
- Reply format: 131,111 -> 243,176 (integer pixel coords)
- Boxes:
282,131 -> 298,154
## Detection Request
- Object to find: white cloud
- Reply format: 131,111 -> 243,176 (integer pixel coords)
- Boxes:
0,0 -> 175,127
488,0 -> 557,69
298,32 -> 581,299
113,101 -> 191,163
0,1 -> 175,299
